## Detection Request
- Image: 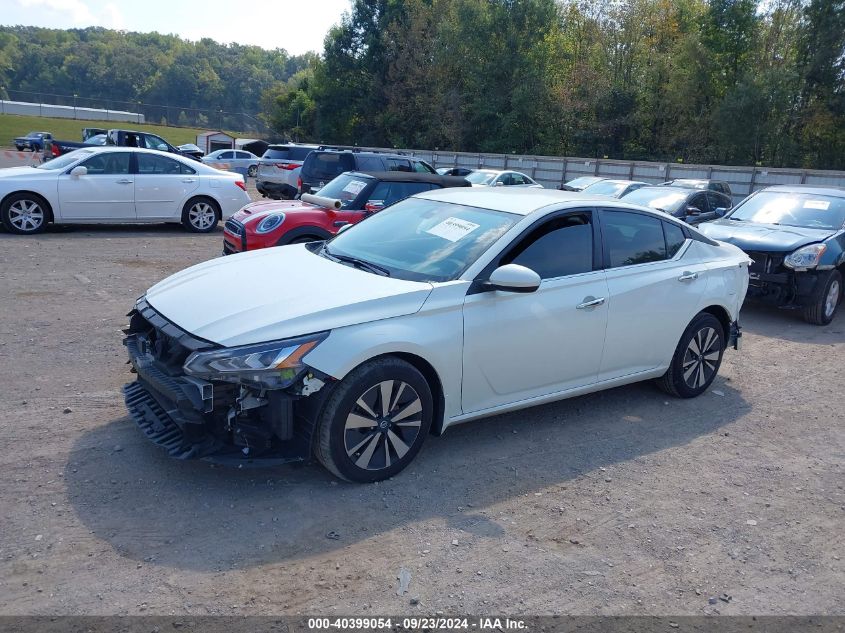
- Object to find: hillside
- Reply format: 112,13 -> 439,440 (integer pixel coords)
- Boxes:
0,114 -> 221,148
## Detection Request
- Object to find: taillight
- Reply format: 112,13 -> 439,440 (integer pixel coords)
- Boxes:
275,162 -> 298,170
235,180 -> 247,191
51,144 -> 61,157
297,177 -> 302,190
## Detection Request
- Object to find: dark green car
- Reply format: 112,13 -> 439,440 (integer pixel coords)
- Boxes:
698,185 -> 845,325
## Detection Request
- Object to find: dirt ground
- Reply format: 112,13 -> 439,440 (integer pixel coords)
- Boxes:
0,213 -> 843,616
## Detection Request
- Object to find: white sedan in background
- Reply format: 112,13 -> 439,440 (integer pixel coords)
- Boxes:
0,147 -> 251,234
124,188 -> 750,482
465,169 -> 543,188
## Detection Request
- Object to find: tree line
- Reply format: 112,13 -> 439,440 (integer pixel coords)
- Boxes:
1,1 -> 843,170
270,0 -> 845,170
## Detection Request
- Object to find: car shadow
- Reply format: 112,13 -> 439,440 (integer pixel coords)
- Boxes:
65,378 -> 749,571
739,301 -> 843,344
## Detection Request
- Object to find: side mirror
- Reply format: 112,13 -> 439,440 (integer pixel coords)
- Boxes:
486,264 -> 541,293
364,200 -> 385,213
69,165 -> 87,177
494,181 -> 505,187
714,207 -> 728,217
686,206 -> 702,216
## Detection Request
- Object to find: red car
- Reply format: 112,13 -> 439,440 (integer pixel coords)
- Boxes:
223,171 -> 469,254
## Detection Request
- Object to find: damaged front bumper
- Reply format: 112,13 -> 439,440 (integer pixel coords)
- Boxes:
729,320 -> 742,351
122,299 -> 325,465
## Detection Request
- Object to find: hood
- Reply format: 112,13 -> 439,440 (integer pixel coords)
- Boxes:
0,166 -> 44,179
698,219 -> 836,252
233,199 -> 321,222
144,245 -> 432,347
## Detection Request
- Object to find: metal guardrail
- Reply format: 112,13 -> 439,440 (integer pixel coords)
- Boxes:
363,148 -> 845,203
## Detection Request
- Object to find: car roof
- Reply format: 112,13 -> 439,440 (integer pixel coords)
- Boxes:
630,185 -> 693,195
761,184 -> 845,198
589,179 -> 647,185
415,186 -> 613,215
344,171 -> 469,186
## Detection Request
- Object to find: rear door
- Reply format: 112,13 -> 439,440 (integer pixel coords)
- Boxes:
134,153 -> 200,220
597,209 -> 708,380
57,152 -> 135,221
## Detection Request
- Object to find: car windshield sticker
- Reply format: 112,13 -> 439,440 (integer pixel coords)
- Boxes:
803,200 -> 830,210
342,180 -> 368,195
426,217 -> 481,242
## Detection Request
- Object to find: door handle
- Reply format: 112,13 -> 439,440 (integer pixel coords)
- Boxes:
576,296 -> 606,309
116,179 -> 133,184
182,178 -> 196,183
678,271 -> 699,282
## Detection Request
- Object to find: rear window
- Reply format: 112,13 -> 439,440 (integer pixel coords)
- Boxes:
287,146 -> 315,161
262,146 -> 290,160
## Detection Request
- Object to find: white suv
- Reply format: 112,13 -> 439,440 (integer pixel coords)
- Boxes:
255,144 -> 319,199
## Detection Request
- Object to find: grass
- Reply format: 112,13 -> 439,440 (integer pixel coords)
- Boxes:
0,113 -> 228,148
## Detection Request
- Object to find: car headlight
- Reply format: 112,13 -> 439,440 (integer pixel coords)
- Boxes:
784,243 -> 826,270
255,213 -> 285,234
183,331 -> 327,388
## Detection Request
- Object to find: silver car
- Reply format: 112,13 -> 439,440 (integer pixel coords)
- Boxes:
202,149 -> 260,177
465,169 -> 543,188
256,144 -> 320,200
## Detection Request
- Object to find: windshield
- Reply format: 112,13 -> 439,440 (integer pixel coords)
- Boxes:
728,191 -> 845,230
583,181 -> 628,197
621,188 -> 688,214
465,171 -> 497,185
565,177 -> 601,189
315,173 -> 374,209
36,149 -> 95,170
325,197 -> 519,282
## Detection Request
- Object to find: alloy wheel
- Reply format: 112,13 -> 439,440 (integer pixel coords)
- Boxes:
8,199 -> 45,232
343,380 -> 423,471
682,326 -> 721,389
825,279 -> 840,320
188,202 -> 216,230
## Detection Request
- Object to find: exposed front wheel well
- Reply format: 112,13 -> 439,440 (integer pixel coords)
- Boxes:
390,352 -> 447,436
700,305 -> 731,340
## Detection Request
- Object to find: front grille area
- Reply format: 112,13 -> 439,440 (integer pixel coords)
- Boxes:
747,251 -> 785,275
224,218 -> 244,236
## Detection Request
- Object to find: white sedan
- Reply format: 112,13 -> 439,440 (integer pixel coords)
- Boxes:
465,169 -> 543,188
0,146 -> 252,234
124,188 -> 750,482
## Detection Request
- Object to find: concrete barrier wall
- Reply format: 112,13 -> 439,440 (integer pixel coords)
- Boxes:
0,100 -> 144,124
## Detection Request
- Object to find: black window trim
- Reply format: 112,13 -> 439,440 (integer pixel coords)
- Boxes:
468,207 -> 601,295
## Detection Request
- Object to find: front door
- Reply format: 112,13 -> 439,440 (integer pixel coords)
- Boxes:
57,152 -> 135,221
462,210 -> 609,414
134,153 -> 200,220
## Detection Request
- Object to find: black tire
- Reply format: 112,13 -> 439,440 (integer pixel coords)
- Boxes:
315,357 -> 433,482
803,270 -> 842,325
288,235 -> 320,245
1,192 -> 50,235
15,145 -> 24,152
656,312 -> 725,398
247,165 -> 257,178
181,197 -> 220,233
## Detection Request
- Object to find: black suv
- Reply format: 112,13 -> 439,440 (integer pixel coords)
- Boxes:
299,150 -> 436,195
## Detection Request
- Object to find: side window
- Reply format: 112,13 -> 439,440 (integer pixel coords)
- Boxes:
218,151 -> 235,160
236,151 -> 251,159
707,191 -> 731,211
356,156 -> 384,171
143,135 -> 169,151
137,153 -> 186,175
689,193 -> 709,213
387,182 -> 430,204
80,152 -> 130,175
603,210 -> 667,268
386,158 -> 412,172
413,160 -> 430,173
663,221 -> 687,258
512,173 -> 528,185
503,213 -> 593,279
368,182 -> 391,205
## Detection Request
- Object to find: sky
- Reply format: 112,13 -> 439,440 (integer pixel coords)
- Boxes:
1,0 -> 351,55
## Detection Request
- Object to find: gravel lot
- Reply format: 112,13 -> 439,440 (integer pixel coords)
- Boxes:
0,202 -> 843,616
